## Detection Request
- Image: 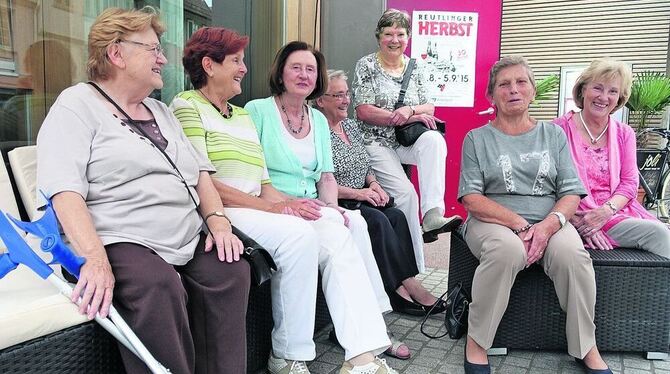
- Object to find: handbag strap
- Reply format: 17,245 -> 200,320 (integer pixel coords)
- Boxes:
87,81 -> 213,232
420,286 -> 450,339
395,58 -> 416,108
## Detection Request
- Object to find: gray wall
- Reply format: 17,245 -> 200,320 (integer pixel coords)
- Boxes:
320,0 -> 385,88
212,0 -> 387,106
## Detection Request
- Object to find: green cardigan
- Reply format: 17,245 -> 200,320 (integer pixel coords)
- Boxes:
244,96 -> 334,198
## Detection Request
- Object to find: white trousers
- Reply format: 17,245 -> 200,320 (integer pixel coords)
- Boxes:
331,208 -> 391,313
226,207 -> 390,361
365,131 -> 448,271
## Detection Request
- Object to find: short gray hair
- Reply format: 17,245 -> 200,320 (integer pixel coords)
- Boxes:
486,55 -> 536,97
375,8 -> 411,40
327,69 -> 348,81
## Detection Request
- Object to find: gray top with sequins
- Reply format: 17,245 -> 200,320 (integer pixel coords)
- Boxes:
458,121 -> 586,223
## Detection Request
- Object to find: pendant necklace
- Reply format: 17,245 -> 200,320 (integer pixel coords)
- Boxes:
279,95 -> 305,134
199,89 -> 233,119
579,111 -> 608,144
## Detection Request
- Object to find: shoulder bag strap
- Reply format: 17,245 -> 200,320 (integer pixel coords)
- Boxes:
395,58 -> 417,109
87,81 -> 211,230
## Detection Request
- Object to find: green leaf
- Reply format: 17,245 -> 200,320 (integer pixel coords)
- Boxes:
533,74 -> 559,104
625,71 -> 670,132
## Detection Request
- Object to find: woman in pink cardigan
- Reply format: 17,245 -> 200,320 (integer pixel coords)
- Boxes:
554,58 -> 670,258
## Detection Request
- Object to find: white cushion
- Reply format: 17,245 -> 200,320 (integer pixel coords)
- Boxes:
8,146 -> 37,221
0,146 -> 86,350
0,264 -> 86,350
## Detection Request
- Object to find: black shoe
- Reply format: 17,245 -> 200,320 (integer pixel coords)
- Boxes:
575,358 -> 613,374
390,292 -> 447,316
423,231 -> 439,243
389,292 -> 428,316
464,338 -> 491,374
414,298 -> 448,315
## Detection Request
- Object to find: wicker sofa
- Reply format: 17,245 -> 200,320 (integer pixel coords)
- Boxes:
0,146 -> 332,373
449,231 -> 670,358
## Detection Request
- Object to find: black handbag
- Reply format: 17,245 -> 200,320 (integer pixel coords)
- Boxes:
395,120 -> 446,147
420,282 -> 471,340
338,196 -> 395,211
232,227 -> 277,286
87,81 -> 276,287
393,58 -> 446,147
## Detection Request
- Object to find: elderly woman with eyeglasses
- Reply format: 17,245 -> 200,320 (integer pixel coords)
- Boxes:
315,70 -> 446,322
36,8 -> 249,374
352,9 -> 462,272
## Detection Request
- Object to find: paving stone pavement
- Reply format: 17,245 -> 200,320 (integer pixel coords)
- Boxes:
303,268 -> 670,374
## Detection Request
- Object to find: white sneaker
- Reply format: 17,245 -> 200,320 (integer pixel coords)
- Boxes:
268,353 -> 310,374
339,357 -> 398,374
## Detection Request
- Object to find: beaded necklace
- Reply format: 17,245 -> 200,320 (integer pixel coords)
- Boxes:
279,95 -> 305,134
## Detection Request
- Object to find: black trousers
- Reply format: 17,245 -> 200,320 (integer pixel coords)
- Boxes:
106,235 -> 250,374
359,204 -> 419,293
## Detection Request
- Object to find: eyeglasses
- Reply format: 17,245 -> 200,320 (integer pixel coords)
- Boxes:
323,91 -> 351,100
118,39 -> 164,56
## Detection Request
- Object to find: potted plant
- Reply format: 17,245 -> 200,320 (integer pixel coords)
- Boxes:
625,71 -> 670,140
533,74 -> 560,103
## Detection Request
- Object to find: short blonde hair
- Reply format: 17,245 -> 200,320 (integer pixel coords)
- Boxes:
87,6 -> 165,81
572,58 -> 632,113
486,55 -> 536,97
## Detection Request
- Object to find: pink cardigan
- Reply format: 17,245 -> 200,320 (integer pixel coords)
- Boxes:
554,111 -> 656,246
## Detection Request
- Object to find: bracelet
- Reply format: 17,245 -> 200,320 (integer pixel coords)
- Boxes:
604,200 -> 618,213
512,223 -> 533,235
369,180 -> 380,187
409,105 -> 415,116
204,211 -> 231,224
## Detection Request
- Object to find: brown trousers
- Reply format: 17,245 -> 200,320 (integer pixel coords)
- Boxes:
464,218 -> 597,358
106,235 -> 250,374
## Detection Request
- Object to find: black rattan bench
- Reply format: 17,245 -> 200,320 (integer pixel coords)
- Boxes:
448,231 -> 670,358
0,278 -> 331,374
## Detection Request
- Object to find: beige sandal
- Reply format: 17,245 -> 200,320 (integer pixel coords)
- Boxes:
384,331 -> 411,360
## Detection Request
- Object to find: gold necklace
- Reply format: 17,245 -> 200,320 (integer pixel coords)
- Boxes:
376,52 -> 405,75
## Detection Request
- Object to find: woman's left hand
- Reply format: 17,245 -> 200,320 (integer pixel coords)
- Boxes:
327,203 -> 350,227
584,230 -> 614,250
412,113 -> 437,130
368,183 -> 389,206
205,217 -> 244,263
389,106 -> 413,127
573,208 -> 611,237
522,220 -> 557,265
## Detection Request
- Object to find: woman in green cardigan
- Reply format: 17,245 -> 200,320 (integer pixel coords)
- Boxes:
245,41 -> 399,373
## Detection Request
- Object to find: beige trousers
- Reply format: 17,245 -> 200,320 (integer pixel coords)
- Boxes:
464,217 -> 597,358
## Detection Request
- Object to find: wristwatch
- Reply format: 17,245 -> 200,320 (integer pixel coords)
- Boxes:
604,200 -> 618,213
549,211 -> 566,228
205,211 -> 228,222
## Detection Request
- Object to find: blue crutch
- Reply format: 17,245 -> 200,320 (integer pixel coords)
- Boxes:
0,192 -> 169,373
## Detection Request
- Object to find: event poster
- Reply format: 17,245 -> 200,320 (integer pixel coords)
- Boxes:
411,11 -> 478,107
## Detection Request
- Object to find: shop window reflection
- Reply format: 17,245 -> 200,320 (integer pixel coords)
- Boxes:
0,40 -> 74,153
